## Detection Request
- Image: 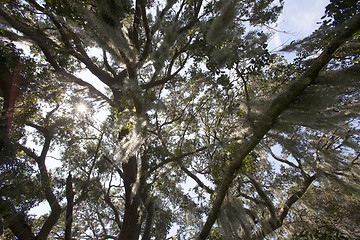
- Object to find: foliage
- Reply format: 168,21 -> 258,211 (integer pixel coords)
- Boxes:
289,181 -> 360,240
0,0 -> 359,240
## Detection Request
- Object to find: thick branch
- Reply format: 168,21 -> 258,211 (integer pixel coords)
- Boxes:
179,0 -> 203,34
0,29 -> 34,45
247,174 -> 317,240
197,13 -> 360,240
36,138 -> 62,240
33,2 -> 116,87
104,193 -> 123,230
238,192 -> 261,205
131,0 -> 141,51
137,0 -> 151,66
267,146 -> 299,169
103,50 -> 117,77
3,2 -> 118,91
19,118 -> 62,239
103,155 -> 124,180
278,174 -> 317,222
17,144 -> 38,160
0,7 -> 61,70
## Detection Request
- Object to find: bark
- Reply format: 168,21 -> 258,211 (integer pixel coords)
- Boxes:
0,62 -> 25,150
197,13 -> 360,240
17,130 -> 62,240
35,136 -> 62,240
118,156 -> 142,240
141,196 -> 155,240
65,173 -> 75,240
246,173 -> 276,219
104,193 -> 123,230
0,64 -> 12,151
180,164 -> 214,194
118,151 -> 150,240
248,174 -> 317,240
0,199 -> 35,240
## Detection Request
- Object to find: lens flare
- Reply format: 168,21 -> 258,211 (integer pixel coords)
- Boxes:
76,103 -> 88,113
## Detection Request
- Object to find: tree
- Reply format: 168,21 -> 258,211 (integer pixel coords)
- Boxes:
0,0 -> 359,239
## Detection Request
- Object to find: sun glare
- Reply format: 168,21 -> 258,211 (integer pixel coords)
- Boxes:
76,103 -> 88,113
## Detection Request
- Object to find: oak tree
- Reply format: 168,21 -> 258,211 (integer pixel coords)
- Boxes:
0,0 -> 359,239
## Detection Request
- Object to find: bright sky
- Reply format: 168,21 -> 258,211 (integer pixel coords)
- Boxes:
268,0 -> 330,54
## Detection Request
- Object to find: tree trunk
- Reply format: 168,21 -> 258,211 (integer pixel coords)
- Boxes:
0,199 -> 35,240
65,173 -> 75,240
0,64 -> 12,151
118,156 -> 142,240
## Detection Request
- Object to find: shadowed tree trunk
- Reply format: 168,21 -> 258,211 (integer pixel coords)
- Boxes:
65,173 -> 75,240
119,156 -> 142,240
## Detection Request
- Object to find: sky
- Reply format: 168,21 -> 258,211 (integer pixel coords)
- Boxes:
28,0 -> 331,227
268,0 -> 330,54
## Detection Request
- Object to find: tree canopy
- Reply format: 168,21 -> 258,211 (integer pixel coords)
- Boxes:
0,0 -> 359,239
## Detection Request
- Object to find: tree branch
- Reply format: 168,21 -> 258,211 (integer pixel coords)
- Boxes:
58,71 -> 115,107
149,145 -> 212,175
197,13 -> 360,240
17,131 -> 62,239
28,0 -> 116,87
131,0 -> 142,51
141,41 -> 190,90
10,1 -> 118,88
180,165 -> 214,194
104,192 -> 123,230
246,173 -> 276,219
103,155 -> 124,180
103,50 -> 117,77
36,139 -> 62,240
0,7 -> 61,70
150,1 -> 177,35
267,146 -> 299,170
179,0 -> 203,34
137,0 -> 152,66
248,174 -> 317,240
149,137 -> 240,175
278,174 -> 317,222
